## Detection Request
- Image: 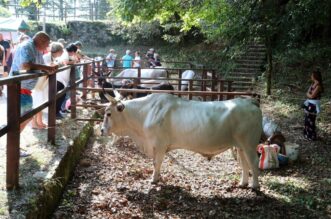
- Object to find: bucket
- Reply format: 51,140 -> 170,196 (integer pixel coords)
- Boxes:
285,143 -> 299,161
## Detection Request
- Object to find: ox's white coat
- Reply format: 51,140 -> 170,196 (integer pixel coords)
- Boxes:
113,68 -> 167,88
101,94 -> 262,188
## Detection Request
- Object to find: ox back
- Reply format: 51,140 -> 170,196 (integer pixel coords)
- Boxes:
102,93 -> 262,188
138,82 -> 174,98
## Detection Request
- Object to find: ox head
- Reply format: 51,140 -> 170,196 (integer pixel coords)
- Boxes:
100,90 -> 125,136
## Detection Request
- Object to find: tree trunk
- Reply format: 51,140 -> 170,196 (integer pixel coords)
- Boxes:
266,39 -> 273,95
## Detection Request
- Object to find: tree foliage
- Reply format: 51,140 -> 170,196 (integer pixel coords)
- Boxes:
108,0 -> 331,45
18,0 -> 331,94
0,6 -> 11,17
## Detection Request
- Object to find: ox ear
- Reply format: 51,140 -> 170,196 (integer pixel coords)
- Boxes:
125,95 -> 133,100
104,93 -> 117,105
116,103 -> 125,112
114,89 -> 123,101
95,105 -> 107,116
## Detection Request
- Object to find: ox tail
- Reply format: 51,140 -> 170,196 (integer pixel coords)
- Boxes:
248,96 -> 260,108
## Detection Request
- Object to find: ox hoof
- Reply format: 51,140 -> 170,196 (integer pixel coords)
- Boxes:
238,182 -> 249,188
250,184 -> 260,191
150,178 -> 160,184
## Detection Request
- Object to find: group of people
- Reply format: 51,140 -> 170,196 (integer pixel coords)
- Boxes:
105,48 -> 161,69
2,31 -> 89,133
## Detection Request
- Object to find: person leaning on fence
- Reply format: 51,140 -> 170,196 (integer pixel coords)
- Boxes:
72,42 -> 94,94
9,31 -> 58,132
31,42 -> 64,129
121,50 -> 133,68
106,48 -> 117,69
302,69 -> 324,141
133,51 -> 141,68
54,43 -> 78,119
74,40 -> 92,62
0,33 -> 11,74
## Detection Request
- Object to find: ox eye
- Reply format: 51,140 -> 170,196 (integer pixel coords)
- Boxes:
107,113 -> 111,117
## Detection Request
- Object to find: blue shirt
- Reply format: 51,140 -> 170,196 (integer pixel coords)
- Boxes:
122,54 -> 132,68
10,39 -> 45,90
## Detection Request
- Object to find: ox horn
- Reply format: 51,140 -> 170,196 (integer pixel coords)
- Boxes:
102,78 -> 117,104
113,89 -> 123,100
104,93 -> 117,105
102,85 -> 117,105
110,79 -> 124,101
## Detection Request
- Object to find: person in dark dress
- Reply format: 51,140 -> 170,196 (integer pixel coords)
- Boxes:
303,70 -> 323,141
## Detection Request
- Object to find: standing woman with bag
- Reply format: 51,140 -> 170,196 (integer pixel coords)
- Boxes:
303,69 -> 324,141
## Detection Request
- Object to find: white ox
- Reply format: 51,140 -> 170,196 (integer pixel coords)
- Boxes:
112,68 -> 167,88
101,93 -> 262,188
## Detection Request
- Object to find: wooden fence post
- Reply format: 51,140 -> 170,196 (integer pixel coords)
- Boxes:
202,68 -> 207,101
178,69 -> 182,97
188,80 -> 193,100
82,64 -> 88,100
211,70 -> 216,101
48,73 -> 56,144
137,67 -> 141,84
218,80 -> 224,101
6,82 -> 21,189
227,81 -> 233,99
70,66 -> 77,119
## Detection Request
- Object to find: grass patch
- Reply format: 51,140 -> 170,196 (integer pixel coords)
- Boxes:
263,176 -> 324,209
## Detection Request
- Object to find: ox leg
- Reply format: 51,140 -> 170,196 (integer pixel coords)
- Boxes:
237,149 -> 249,187
151,148 -> 166,184
243,147 -> 260,189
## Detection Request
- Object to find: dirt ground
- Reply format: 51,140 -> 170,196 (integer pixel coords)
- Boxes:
52,90 -> 331,218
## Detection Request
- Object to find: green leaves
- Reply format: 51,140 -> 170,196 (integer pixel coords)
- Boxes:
0,6 -> 11,17
20,0 -> 43,8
